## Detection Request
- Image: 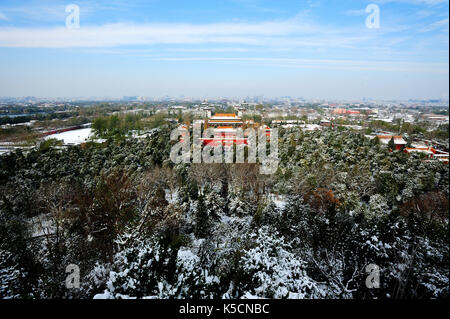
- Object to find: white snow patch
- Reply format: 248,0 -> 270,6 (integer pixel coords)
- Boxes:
45,128 -> 93,145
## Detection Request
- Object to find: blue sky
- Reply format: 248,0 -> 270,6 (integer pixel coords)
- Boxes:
0,0 -> 448,99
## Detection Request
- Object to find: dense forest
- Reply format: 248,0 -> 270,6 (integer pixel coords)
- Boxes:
0,125 -> 448,299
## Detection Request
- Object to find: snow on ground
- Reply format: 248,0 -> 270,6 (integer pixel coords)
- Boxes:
165,189 -> 179,204
341,125 -> 363,130
45,128 -> 93,145
411,143 -> 429,148
131,128 -> 161,139
270,194 -> 287,210
0,146 -> 34,156
279,124 -> 322,130
28,214 -> 55,238
297,124 -> 322,131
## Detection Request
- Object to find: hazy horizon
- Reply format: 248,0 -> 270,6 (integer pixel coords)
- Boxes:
0,0 -> 448,100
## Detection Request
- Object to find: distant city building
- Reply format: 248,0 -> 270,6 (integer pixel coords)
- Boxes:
332,108 -> 361,115
198,113 -> 272,146
207,113 -> 243,128
405,147 -> 449,164
234,106 -> 246,117
192,106 -> 213,118
421,114 -> 449,124
320,119 -> 332,127
376,135 -> 407,150
170,105 -> 187,111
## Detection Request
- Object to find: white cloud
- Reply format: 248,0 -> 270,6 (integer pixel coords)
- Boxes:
374,0 -> 448,5
418,18 -> 449,31
0,16 -> 437,58
230,0 -> 287,13
0,12 -> 8,21
415,10 -> 436,18
0,5 -> 67,22
344,9 -> 367,16
150,57 -> 448,74
0,19 -> 366,48
0,8 -> 446,73
307,0 -> 321,8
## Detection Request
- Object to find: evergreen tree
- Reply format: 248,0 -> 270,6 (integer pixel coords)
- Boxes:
194,195 -> 210,238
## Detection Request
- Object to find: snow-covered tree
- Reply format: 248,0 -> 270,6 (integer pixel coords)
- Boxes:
237,227 -> 324,299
